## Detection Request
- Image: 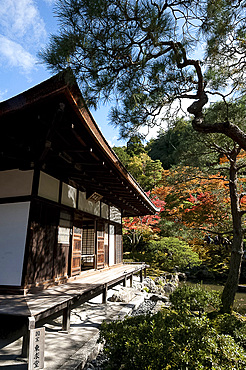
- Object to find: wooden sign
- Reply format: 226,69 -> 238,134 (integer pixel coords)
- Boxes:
58,227 -> 70,245
28,327 -> 45,370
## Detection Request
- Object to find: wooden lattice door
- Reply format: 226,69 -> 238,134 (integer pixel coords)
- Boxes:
71,227 -> 82,276
97,222 -> 105,269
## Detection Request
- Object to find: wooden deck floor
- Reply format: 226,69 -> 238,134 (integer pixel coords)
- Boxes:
0,263 -> 146,323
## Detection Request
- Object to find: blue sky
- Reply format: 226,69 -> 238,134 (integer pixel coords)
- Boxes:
0,1 -> 212,149
0,0 -> 126,147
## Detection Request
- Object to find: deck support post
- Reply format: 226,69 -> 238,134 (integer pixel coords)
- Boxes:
129,274 -> 133,287
123,276 -> 127,287
21,316 -> 35,358
144,267 -> 147,279
102,284 -> 108,304
62,302 -> 71,332
140,269 -> 143,283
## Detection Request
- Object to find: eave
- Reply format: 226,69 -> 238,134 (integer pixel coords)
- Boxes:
0,70 -> 159,216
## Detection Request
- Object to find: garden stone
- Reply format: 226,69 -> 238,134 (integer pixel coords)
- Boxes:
143,277 -> 156,292
155,272 -> 182,286
132,281 -> 144,291
163,282 -> 176,293
108,287 -> 136,303
171,274 -> 179,284
154,276 -> 166,285
131,298 -> 156,316
149,294 -> 169,303
154,285 -> 166,295
84,275 -> 180,370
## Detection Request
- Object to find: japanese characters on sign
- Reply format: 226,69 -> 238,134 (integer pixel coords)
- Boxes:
29,327 -> 45,370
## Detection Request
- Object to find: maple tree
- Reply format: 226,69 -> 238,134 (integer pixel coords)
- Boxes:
154,149 -> 246,312
154,166 -> 231,233
123,193 -> 165,250
153,166 -> 232,270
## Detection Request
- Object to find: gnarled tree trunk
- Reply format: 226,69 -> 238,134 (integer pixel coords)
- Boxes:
221,151 -> 244,313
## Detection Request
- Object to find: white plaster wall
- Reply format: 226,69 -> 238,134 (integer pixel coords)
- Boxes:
61,183 -> 77,208
0,169 -> 33,198
38,171 -> 60,202
78,191 -> 100,216
0,202 -> 30,286
109,225 -> 115,266
101,202 -> 109,219
110,206 -> 122,224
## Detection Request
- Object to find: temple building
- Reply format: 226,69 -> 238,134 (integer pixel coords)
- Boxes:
0,70 -> 158,294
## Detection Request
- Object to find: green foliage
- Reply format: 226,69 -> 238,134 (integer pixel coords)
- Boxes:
211,313 -> 246,349
40,0 -> 206,136
147,118 -> 218,170
202,0 -> 246,94
113,148 -> 164,191
126,135 -> 146,157
145,237 -> 201,272
203,98 -> 246,149
158,218 -> 189,238
122,234 -> 146,252
112,146 -> 130,167
99,286 -> 246,369
127,153 -> 163,190
170,284 -> 222,314
196,239 -> 231,276
147,98 -> 246,174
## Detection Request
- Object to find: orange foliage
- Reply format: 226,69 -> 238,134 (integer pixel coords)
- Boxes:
153,167 -> 231,232
123,194 -> 165,240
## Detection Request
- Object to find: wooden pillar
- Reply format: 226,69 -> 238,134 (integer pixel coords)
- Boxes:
62,302 -> 71,332
144,267 -> 147,279
123,276 -> 127,287
140,269 -> 143,283
129,274 -> 133,287
21,316 -> 35,358
102,284 -> 108,303
94,219 -> 97,269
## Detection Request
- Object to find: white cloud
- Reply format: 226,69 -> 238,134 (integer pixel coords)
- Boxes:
0,35 -> 36,72
0,89 -> 8,102
0,0 -> 48,73
107,136 -> 119,147
0,0 -> 47,44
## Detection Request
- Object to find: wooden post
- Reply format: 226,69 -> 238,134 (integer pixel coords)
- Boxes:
21,316 -> 35,358
22,334 -> 28,358
123,276 -> 127,287
144,266 -> 147,279
62,302 -> 71,332
129,274 -> 133,287
140,269 -> 143,283
102,284 -> 108,303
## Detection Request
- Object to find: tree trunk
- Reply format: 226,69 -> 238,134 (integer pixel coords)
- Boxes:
221,154 -> 244,313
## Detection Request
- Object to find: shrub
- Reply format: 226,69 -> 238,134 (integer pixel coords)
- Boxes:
99,285 -> 246,369
99,310 -> 246,369
211,313 -> 246,349
145,237 -> 201,272
170,284 -> 222,315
